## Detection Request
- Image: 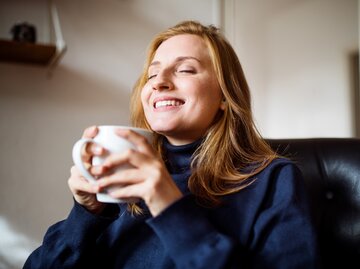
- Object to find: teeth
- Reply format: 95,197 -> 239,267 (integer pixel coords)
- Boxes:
155,100 -> 182,108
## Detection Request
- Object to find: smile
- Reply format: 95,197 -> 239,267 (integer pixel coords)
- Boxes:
154,100 -> 184,109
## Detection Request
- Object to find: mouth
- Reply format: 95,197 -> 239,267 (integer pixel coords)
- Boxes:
153,99 -> 185,109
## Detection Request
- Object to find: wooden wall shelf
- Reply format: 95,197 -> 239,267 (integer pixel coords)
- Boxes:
0,2 -> 66,69
0,39 -> 56,65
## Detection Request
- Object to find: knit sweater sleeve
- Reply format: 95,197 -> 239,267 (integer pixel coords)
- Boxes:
23,202 -> 119,269
147,162 -> 320,269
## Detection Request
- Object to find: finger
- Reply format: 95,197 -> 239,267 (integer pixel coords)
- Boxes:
97,168 -> 143,189
115,129 -> 153,155
70,165 -> 100,189
102,149 -> 152,170
89,165 -> 108,176
108,182 -> 144,201
80,142 -> 106,164
68,166 -> 99,193
102,149 -> 133,168
70,165 -> 91,181
79,126 -> 103,162
82,125 -> 98,139
84,142 -> 106,156
69,177 -> 99,194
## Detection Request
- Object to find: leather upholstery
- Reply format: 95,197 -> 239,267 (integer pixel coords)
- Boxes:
267,138 -> 360,269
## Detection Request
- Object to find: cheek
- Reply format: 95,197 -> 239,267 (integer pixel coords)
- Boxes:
199,82 -> 222,106
140,86 -> 150,107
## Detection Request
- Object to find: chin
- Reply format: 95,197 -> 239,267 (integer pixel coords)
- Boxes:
148,120 -> 177,132
151,128 -> 173,136
149,126 -> 178,139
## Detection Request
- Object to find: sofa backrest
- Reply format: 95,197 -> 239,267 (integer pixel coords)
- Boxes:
267,138 -> 360,269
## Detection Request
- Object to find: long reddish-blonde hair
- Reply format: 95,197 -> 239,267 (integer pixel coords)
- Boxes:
130,20 -> 277,209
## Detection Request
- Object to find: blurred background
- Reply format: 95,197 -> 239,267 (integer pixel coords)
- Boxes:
0,0 -> 358,268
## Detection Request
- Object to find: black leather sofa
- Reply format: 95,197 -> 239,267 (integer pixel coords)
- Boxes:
267,138 -> 360,269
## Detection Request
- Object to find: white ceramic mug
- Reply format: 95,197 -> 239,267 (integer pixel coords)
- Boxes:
72,125 -> 153,203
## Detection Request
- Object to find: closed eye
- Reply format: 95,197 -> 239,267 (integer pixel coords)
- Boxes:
148,74 -> 157,80
178,69 -> 195,74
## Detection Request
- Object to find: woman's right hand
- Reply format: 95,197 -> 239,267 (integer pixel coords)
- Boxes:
68,126 -> 106,214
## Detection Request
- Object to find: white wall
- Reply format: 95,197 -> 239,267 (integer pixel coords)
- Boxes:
224,0 -> 359,138
0,0 -> 216,268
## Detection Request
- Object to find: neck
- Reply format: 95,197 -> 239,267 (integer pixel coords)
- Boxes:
164,134 -> 203,146
162,137 -> 202,174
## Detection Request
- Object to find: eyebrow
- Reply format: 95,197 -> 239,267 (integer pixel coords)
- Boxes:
149,56 -> 201,68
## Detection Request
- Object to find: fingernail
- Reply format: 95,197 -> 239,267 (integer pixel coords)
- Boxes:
89,125 -> 97,132
94,146 -> 102,154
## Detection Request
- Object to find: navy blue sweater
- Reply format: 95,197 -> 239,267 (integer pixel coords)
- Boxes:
24,139 -> 320,269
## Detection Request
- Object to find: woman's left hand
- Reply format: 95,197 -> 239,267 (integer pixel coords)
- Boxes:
96,128 -> 183,217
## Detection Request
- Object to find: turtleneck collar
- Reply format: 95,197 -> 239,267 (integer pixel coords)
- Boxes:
162,137 -> 202,174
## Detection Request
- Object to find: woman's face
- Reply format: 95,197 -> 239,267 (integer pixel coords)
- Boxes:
141,34 -> 224,145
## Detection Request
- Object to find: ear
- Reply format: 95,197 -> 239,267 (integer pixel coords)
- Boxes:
220,98 -> 226,111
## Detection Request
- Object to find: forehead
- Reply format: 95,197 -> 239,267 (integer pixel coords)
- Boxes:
153,34 -> 210,61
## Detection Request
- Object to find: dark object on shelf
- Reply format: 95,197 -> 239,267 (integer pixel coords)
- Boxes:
10,22 -> 37,43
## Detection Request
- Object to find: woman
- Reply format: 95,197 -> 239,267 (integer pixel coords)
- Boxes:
24,21 -> 320,269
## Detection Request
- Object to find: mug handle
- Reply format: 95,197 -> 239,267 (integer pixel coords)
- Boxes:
72,138 -> 98,185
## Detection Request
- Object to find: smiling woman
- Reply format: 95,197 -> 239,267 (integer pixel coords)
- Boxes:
24,21 -> 321,269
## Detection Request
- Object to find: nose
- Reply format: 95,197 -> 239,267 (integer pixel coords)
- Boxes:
151,70 -> 173,91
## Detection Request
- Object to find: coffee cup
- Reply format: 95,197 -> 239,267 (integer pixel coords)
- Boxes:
72,125 -> 153,203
